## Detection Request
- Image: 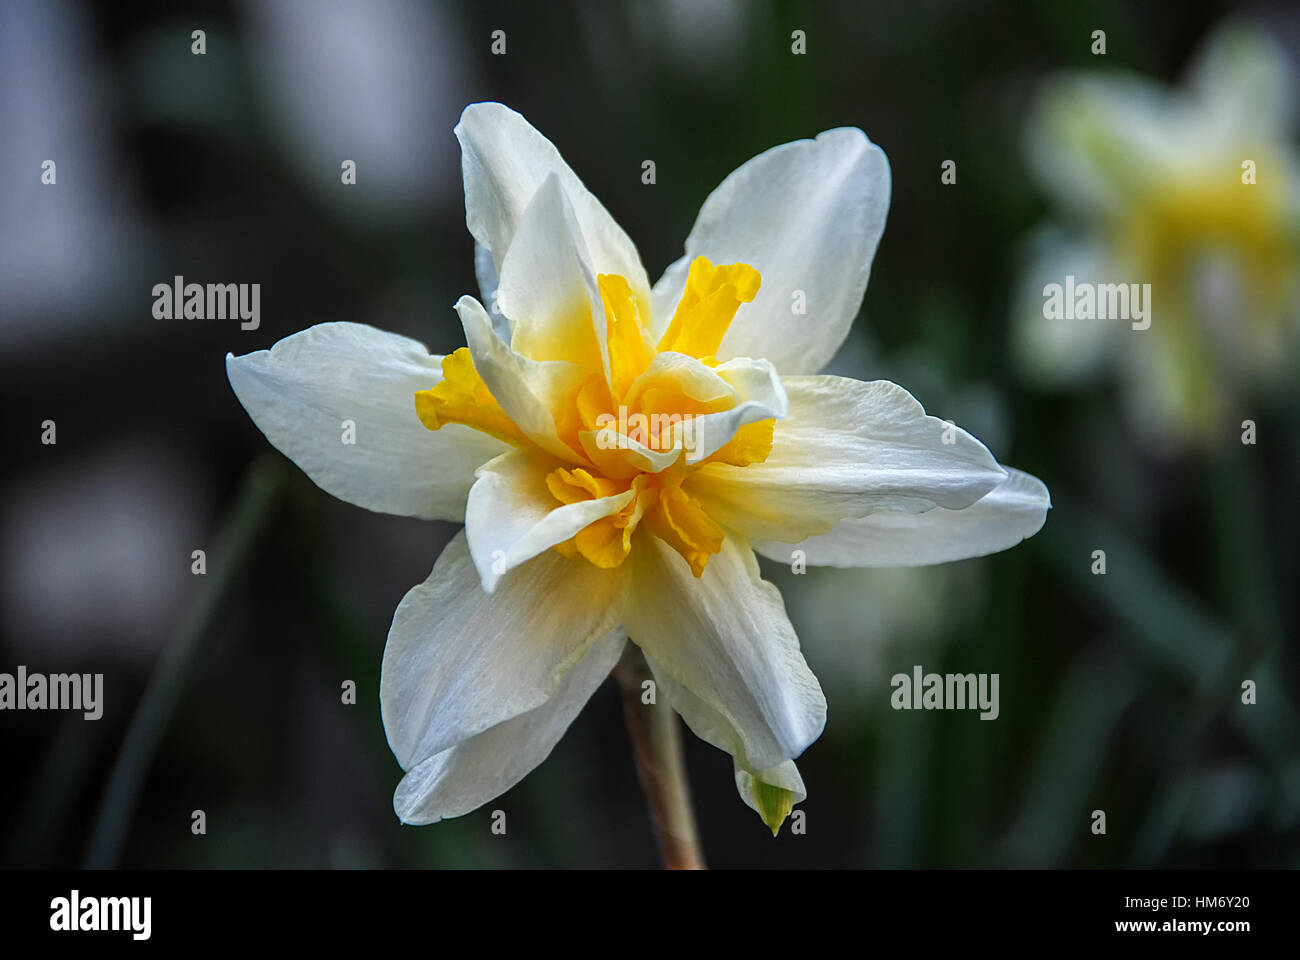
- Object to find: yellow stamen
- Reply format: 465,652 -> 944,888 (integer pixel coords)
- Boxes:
547,470 -> 651,568
574,479 -> 651,568
706,418 -> 776,467
658,256 -> 761,359
545,466 -> 624,504
599,273 -> 655,400
414,347 -> 528,445
645,481 -> 724,577
574,374 -> 613,432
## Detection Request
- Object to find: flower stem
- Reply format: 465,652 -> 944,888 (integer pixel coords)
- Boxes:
613,645 -> 705,870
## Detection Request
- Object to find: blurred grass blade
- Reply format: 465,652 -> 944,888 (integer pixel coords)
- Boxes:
1044,505 -> 1232,683
83,455 -> 286,868
997,647 -> 1137,865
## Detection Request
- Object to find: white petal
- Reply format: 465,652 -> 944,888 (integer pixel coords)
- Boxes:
734,758 -> 806,832
226,322 -> 506,521
625,533 -> 825,772
735,757 -> 805,804
623,350 -> 735,408
685,357 -> 789,465
394,627 -> 625,825
644,652 -> 807,832
1025,73 -> 1188,217
686,376 -> 1007,544
473,241 -> 511,341
652,128 -> 890,374
456,102 -> 650,315
578,427 -> 682,477
1188,22 -> 1294,139
465,448 -> 636,593
755,468 -> 1050,567
454,294 -> 586,463
496,173 -> 608,379
381,530 -> 626,771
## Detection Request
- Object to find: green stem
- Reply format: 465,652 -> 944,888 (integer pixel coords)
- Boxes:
83,455 -> 286,868
613,645 -> 705,870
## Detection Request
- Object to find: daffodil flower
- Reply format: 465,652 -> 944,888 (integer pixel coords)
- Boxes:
227,103 -> 1049,837
1015,22 -> 1300,449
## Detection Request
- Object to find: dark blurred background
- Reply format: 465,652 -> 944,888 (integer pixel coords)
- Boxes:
2,0 -> 1297,868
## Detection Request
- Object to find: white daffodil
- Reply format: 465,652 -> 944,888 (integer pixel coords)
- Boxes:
1015,22 -> 1300,450
227,102 -> 1049,838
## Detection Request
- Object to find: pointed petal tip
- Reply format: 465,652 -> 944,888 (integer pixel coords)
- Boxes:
454,100 -> 509,132
757,797 -> 795,837
393,791 -> 438,827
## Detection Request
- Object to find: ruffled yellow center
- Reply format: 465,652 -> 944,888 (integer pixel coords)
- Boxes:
416,256 -> 772,576
1120,168 -> 1291,314
1116,165 -> 1293,432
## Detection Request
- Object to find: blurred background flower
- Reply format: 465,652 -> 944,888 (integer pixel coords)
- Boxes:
1015,20 -> 1300,452
2,0 -> 1297,869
